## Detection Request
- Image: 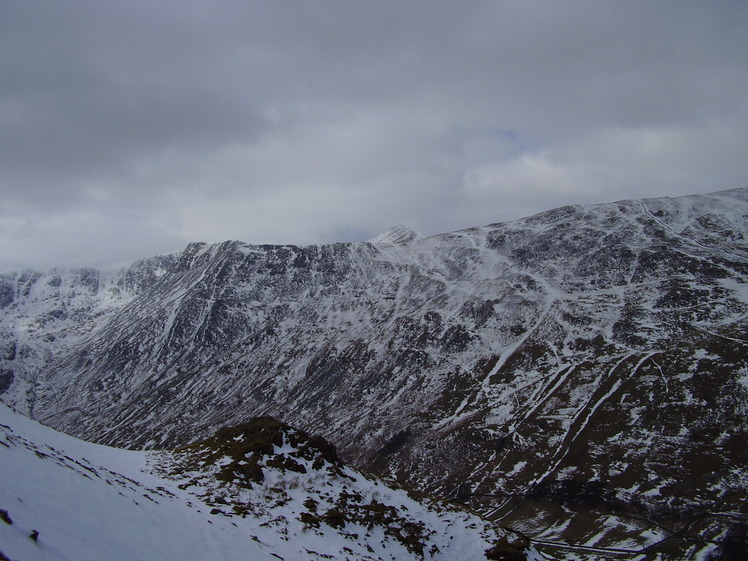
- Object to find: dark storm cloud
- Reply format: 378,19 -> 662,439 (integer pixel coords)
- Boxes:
0,1 -> 268,202
1,0 -> 746,270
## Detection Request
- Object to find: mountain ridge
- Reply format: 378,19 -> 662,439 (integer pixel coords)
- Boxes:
2,187 -> 748,559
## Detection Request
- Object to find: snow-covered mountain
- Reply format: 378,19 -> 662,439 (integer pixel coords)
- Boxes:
368,225 -> 425,245
0,402 -> 537,560
2,187 -> 748,559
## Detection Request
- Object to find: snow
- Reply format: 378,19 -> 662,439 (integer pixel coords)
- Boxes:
719,277 -> 748,306
0,404 -> 281,561
0,403 -> 533,561
2,187 -> 748,559
368,225 -> 426,245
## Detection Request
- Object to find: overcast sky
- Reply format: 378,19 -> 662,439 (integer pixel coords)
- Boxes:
1,0 -> 747,271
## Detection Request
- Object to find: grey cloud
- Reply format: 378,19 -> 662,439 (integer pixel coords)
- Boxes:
0,0 -> 746,269
0,1 -> 267,200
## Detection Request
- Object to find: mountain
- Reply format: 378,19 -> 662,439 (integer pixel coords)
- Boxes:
368,225 -> 425,245
2,187 -> 748,559
0,402 -> 536,560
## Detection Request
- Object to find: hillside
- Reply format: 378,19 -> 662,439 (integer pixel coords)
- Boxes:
0,403 -> 534,560
2,187 -> 748,559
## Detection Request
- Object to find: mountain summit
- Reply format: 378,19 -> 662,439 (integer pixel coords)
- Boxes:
1,187 -> 748,559
367,224 -> 425,244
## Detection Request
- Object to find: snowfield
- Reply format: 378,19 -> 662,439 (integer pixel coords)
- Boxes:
0,403 -> 542,560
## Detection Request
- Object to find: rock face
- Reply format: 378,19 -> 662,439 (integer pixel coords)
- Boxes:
2,187 -> 748,558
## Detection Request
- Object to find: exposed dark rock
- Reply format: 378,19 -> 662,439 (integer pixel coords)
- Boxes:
0,371 -> 12,395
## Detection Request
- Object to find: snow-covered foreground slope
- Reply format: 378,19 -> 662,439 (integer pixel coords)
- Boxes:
0,404 -> 279,561
0,403 -> 539,561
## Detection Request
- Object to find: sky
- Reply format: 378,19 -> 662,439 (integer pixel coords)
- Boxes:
1,0 -> 747,271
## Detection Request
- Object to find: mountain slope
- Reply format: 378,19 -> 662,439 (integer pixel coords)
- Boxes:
2,187 -> 748,559
0,403 -> 534,561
